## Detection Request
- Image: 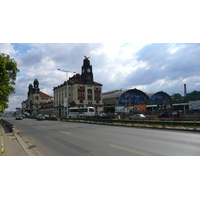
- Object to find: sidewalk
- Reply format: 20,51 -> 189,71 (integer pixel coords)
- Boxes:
0,124 -> 37,156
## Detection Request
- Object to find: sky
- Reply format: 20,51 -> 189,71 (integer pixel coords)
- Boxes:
1,0 -> 200,111
1,43 -> 200,111
1,1 -> 200,197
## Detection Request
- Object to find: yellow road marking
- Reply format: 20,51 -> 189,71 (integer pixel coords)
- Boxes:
110,144 -> 152,156
59,131 -> 71,135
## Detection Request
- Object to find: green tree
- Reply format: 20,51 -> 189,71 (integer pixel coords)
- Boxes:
0,53 -> 19,113
172,93 -> 182,101
186,90 -> 200,101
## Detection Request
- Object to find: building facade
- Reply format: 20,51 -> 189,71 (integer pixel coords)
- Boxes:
53,57 -> 103,116
102,89 -> 173,113
23,79 -> 53,115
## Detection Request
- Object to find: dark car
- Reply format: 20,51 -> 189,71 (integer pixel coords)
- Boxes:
36,115 -> 45,121
108,113 -> 117,118
16,115 -> 23,120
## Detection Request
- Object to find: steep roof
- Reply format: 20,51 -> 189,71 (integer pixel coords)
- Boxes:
53,73 -> 103,90
102,90 -> 128,99
39,91 -> 52,97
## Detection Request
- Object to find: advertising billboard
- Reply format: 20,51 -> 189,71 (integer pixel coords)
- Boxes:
189,100 -> 200,110
157,102 -> 173,111
115,106 -> 125,113
134,105 -> 146,112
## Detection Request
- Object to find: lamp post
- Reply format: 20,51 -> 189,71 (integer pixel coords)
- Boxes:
58,69 -> 76,117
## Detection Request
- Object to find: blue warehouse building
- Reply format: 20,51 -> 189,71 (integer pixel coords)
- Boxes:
102,88 -> 185,113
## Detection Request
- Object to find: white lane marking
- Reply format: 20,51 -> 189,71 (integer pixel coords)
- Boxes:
77,135 -> 97,141
59,131 -> 71,135
110,144 -> 153,156
39,126 -> 46,128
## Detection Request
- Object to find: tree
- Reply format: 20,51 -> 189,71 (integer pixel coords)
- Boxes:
0,53 -> 19,113
186,90 -> 200,101
171,93 -> 182,101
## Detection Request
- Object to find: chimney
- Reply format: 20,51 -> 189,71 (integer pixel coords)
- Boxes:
184,84 -> 187,97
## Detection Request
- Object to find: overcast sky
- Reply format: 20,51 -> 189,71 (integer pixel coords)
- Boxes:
1,0 -> 200,111
1,43 -> 200,110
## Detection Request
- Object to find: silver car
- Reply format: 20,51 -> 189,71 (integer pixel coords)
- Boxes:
129,114 -> 146,119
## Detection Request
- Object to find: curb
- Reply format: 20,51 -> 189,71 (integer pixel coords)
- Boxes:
0,127 -> 5,156
12,128 -> 37,156
0,120 -> 38,156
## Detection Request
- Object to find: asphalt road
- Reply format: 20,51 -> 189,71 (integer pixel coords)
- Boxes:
4,117 -> 200,156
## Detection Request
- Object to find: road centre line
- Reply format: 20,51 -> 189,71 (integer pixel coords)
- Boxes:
59,131 -> 71,135
37,126 -> 53,130
39,126 -> 46,128
59,131 -> 97,142
110,144 -> 153,156
77,135 -> 97,142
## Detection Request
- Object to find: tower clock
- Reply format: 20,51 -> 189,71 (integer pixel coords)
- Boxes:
81,56 -> 93,83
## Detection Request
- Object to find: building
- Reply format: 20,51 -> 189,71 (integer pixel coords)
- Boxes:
102,88 -> 173,113
53,56 -> 103,116
23,79 -> 54,115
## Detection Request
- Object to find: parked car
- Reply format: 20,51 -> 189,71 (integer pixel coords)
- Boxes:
108,113 -> 117,118
129,114 -> 149,120
44,114 -> 49,117
21,114 -> 25,118
95,113 -> 108,118
16,115 -> 23,120
36,115 -> 45,121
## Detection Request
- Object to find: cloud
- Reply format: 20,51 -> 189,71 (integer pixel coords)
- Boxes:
0,43 -> 17,55
2,43 -> 200,111
124,43 -> 200,94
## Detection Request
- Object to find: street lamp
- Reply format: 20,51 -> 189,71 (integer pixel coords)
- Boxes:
57,69 -> 76,117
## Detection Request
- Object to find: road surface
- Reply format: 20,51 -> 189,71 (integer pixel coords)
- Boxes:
3,117 -> 200,156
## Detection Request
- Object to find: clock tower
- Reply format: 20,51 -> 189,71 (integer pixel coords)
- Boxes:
81,56 -> 93,83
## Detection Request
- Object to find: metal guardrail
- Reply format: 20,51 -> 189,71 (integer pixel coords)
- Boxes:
1,116 -> 200,131
0,119 -> 15,131
60,117 -> 200,128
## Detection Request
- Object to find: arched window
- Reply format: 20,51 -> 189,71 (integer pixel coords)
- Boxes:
118,91 -> 146,106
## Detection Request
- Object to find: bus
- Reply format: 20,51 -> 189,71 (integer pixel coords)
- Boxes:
158,110 -> 183,119
68,107 -> 95,118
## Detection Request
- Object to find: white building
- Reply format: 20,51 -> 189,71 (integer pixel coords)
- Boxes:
53,57 -> 103,116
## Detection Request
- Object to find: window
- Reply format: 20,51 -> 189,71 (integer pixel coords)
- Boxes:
88,89 -> 92,94
78,85 -> 85,100
88,89 -> 92,101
